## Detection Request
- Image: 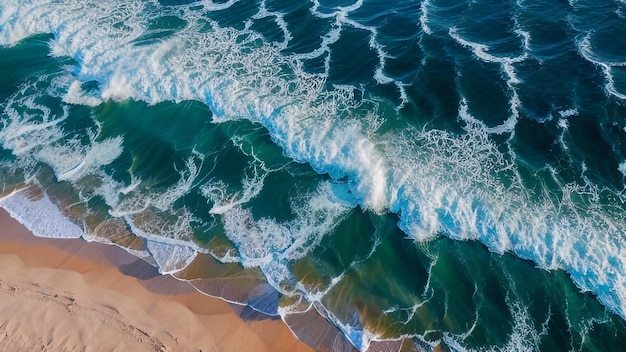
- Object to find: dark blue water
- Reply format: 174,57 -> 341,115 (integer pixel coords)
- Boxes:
2,0 -> 626,350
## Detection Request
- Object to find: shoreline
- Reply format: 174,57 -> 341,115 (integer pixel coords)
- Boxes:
0,208 -> 314,352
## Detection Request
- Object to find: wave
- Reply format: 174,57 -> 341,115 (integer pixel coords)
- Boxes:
2,0 -> 626,350
0,189 -> 83,238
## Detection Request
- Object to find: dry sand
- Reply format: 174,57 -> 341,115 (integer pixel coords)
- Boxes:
0,209 -> 314,352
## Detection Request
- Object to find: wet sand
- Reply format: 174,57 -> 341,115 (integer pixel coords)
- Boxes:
0,209 -> 314,352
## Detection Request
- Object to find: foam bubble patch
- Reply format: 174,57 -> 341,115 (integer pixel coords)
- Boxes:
0,190 -> 83,239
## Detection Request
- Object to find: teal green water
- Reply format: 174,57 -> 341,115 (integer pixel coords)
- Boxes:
3,1 -> 626,350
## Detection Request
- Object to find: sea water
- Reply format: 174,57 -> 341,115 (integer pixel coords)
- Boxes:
2,0 -> 626,350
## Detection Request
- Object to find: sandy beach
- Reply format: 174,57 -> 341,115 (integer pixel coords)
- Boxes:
0,209 -> 314,352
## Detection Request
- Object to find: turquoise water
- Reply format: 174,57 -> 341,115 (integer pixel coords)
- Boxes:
2,0 -> 626,350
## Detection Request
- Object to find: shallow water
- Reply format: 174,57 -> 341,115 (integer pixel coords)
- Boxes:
2,0 -> 626,350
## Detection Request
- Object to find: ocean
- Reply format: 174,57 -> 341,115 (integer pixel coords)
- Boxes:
1,0 -> 626,350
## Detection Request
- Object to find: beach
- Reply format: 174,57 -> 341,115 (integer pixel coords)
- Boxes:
3,0 -> 626,349
0,209 -> 313,352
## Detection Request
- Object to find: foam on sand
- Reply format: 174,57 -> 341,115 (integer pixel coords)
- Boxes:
0,209 -> 313,352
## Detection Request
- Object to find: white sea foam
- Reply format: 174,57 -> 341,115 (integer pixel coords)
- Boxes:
419,0 -> 432,35
0,190 -> 84,238
254,0 -> 292,50
4,1 -> 626,348
307,0 -> 408,105
204,165 -> 266,215
0,69 -> 203,275
558,108 -> 578,118
104,152 -> 206,252
146,239 -> 198,274
0,78 -> 69,157
212,178 -> 372,349
63,80 -> 103,107
0,71 -> 134,217
619,162 -> 626,178
194,0 -> 239,11
444,299 -> 550,352
449,26 -> 529,134
578,34 -> 626,100
215,180 -> 350,290
44,137 -> 123,182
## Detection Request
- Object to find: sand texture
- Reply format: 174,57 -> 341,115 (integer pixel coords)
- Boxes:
0,209 -> 313,352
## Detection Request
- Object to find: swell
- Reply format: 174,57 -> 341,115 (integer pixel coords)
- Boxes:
2,0 -> 626,350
